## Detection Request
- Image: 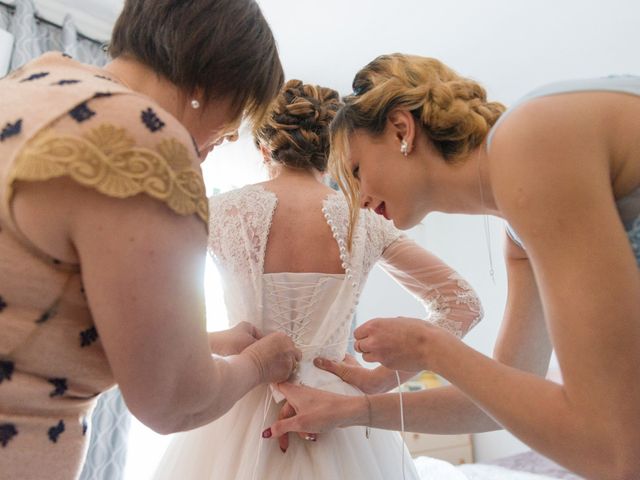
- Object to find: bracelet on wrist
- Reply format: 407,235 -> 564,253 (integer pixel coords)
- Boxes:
364,394 -> 372,439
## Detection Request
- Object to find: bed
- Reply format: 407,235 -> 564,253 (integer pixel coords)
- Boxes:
414,450 -> 585,480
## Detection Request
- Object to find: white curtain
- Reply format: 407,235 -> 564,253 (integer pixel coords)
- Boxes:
0,0 -> 107,74
0,4 -> 13,75
0,28 -> 13,76
80,388 -> 132,480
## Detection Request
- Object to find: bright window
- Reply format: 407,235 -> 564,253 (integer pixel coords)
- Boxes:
124,134 -> 266,479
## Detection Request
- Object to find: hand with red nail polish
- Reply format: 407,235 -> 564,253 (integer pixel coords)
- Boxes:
278,402 -> 293,453
274,400 -> 318,452
266,383 -> 356,440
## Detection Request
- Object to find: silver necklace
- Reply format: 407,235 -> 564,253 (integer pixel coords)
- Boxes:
477,151 -> 496,284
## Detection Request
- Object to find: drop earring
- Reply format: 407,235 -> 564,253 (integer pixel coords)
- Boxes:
400,140 -> 408,157
191,99 -> 201,110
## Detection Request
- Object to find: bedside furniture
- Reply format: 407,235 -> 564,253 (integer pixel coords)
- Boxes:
398,371 -> 474,464
404,432 -> 474,464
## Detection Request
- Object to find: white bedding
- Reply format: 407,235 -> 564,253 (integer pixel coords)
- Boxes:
415,457 -> 562,480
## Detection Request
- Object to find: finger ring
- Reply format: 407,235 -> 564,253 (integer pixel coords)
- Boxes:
292,359 -> 299,375
305,434 -> 316,441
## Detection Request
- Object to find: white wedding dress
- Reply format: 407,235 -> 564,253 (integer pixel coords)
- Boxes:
152,184 -> 482,480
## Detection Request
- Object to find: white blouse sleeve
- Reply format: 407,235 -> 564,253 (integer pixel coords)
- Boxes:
378,236 -> 483,337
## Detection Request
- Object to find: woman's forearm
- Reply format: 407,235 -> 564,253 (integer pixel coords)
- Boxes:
155,353 -> 261,433
335,385 -> 500,433
376,367 -> 418,393
433,340 -> 636,480
370,385 -> 500,433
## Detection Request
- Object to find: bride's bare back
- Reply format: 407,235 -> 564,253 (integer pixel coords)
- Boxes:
261,175 -> 344,275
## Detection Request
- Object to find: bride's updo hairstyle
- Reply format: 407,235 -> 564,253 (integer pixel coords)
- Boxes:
254,79 -> 342,172
329,53 -> 506,244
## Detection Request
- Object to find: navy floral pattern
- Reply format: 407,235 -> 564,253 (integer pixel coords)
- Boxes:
0,119 -> 22,142
69,103 -> 96,123
48,378 -> 68,397
94,74 -> 116,83
141,108 -> 165,132
52,79 -> 81,86
19,72 -> 49,82
0,424 -> 18,447
48,420 -> 65,443
36,306 -> 58,324
79,326 -> 98,347
0,361 -> 14,383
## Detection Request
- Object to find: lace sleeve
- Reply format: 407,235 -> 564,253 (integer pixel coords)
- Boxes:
378,236 -> 483,337
207,185 -> 277,276
366,210 -> 403,252
359,209 -> 404,277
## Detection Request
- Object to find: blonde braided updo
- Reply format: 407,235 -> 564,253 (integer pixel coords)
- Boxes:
254,79 -> 342,172
329,53 -> 506,245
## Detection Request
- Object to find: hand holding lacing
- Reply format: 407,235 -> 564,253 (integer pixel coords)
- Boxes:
208,322 -> 262,356
354,316 -> 458,372
242,332 -> 302,384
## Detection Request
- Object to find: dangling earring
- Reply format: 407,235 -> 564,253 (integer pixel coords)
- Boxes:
191,99 -> 201,110
400,139 -> 409,157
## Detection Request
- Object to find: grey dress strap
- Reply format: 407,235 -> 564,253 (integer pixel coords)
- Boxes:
488,75 -> 640,149
505,223 -> 524,249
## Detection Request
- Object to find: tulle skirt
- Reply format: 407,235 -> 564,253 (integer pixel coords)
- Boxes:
152,375 -> 419,480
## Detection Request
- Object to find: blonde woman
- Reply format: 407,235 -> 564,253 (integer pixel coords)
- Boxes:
152,80 -> 482,480
267,54 -> 640,480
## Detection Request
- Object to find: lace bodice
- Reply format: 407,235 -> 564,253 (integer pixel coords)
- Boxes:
208,184 -> 483,389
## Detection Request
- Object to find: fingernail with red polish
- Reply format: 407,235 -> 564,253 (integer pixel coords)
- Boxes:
262,428 -> 272,438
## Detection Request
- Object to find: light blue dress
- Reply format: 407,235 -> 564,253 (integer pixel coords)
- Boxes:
488,76 -> 640,265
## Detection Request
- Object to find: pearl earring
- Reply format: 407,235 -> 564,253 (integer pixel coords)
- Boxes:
400,140 -> 408,157
191,99 -> 201,110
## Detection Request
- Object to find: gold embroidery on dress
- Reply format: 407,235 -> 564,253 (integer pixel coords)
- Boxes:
11,125 -> 208,223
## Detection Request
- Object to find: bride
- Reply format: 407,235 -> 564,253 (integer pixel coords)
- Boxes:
152,80 -> 483,480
